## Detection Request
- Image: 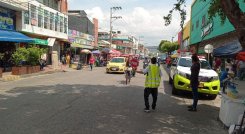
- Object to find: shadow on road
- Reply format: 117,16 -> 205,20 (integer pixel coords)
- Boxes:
0,84 -> 225,134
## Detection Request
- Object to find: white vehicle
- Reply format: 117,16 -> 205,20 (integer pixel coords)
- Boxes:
169,56 -> 220,99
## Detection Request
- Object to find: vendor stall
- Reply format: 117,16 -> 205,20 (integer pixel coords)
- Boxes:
219,80 -> 245,128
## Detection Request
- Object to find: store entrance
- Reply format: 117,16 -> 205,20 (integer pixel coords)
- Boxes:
0,42 -> 16,72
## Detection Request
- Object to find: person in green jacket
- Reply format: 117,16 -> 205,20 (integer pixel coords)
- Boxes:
137,57 -> 162,113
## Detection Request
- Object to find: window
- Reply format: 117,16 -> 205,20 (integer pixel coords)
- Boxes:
64,17 -> 67,33
24,11 -> 29,24
202,15 -> 206,27
30,4 -> 37,26
196,20 -> 199,28
50,12 -> 54,30
55,14 -> 60,32
44,10 -> 49,29
60,16 -> 63,33
38,7 -> 43,27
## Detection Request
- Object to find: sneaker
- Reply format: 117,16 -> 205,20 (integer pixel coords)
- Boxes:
144,108 -> 150,113
188,108 -> 197,112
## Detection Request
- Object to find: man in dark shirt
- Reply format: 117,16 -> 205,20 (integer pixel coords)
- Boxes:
188,54 -> 200,112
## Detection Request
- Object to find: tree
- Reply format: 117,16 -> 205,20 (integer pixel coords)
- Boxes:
159,40 -> 179,54
164,0 -> 245,49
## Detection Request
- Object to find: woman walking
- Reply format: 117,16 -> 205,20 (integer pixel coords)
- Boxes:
89,56 -> 95,71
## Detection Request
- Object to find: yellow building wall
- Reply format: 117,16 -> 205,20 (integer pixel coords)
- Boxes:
183,21 -> 190,40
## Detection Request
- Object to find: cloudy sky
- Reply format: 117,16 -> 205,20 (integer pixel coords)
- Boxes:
68,0 -> 192,46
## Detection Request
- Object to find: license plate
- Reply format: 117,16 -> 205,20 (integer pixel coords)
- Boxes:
111,68 -> 116,71
199,83 -> 204,88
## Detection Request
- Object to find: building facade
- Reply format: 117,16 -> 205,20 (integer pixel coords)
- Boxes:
190,0 -> 245,57
15,0 -> 68,68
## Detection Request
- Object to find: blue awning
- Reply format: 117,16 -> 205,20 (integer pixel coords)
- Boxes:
0,30 -> 33,43
213,40 -> 242,57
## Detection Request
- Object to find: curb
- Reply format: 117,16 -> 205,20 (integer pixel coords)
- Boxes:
0,70 -> 61,82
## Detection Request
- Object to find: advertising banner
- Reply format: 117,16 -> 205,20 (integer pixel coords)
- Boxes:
0,7 -> 15,30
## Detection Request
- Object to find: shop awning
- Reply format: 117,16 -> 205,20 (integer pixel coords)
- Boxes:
32,38 -> 48,45
213,40 -> 242,57
71,43 -> 83,48
0,30 -> 33,43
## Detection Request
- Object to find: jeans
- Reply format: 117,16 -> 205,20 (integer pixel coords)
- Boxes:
144,88 -> 158,109
90,63 -> 93,70
191,85 -> 198,109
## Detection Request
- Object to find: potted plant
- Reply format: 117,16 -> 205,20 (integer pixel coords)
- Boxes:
27,47 -> 46,73
0,53 -> 4,78
11,48 -> 29,75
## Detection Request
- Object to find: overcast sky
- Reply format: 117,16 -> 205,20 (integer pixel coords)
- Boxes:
68,0 -> 192,46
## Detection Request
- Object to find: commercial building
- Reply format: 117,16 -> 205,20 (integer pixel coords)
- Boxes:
178,21 -> 191,56
0,1 -> 34,71
18,0 -> 68,68
190,0 -> 245,57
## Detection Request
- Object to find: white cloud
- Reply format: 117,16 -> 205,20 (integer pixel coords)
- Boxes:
84,5 -> 191,46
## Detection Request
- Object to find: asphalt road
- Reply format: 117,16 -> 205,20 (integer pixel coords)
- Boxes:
0,63 -> 226,134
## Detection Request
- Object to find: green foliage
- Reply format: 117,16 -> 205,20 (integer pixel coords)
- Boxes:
159,40 -> 179,53
164,0 -> 244,28
27,47 -> 41,66
163,0 -> 186,28
12,47 -> 47,66
12,48 -> 29,66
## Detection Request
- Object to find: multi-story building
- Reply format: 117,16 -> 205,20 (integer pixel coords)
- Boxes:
178,21 -> 190,56
190,0 -> 245,57
68,10 -> 97,49
98,31 -> 134,54
11,0 -> 69,68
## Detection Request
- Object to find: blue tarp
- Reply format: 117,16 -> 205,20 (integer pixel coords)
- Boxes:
213,40 -> 242,57
0,30 -> 33,43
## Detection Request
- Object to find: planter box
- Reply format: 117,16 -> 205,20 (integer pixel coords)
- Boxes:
34,65 -> 40,73
12,66 -> 27,75
27,66 -> 33,74
0,67 -> 2,78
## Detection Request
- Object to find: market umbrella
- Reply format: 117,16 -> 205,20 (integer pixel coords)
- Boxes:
81,49 -> 91,54
102,48 -> 110,53
92,50 -> 101,54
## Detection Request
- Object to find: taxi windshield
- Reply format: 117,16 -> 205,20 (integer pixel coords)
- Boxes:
110,58 -> 124,63
178,58 -> 211,69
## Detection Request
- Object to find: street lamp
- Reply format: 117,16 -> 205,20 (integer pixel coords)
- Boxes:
109,6 -> 122,49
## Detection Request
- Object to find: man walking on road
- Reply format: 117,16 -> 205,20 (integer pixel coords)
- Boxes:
188,54 -> 200,112
137,57 -> 162,113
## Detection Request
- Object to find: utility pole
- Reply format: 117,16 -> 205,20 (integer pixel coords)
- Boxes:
109,7 -> 122,49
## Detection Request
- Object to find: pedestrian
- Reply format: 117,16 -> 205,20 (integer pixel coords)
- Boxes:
61,55 -> 67,72
130,56 -> 139,77
136,57 -> 162,113
188,54 -> 200,112
89,55 -> 95,71
40,53 -> 47,71
237,60 -> 245,80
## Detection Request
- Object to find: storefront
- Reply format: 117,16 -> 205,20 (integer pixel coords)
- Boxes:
0,6 -> 33,71
68,29 -> 95,64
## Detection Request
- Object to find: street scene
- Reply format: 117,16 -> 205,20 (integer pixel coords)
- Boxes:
0,0 -> 245,134
0,63 -> 226,134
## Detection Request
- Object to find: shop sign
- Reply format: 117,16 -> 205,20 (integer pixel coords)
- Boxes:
0,7 -> 15,30
201,22 -> 213,38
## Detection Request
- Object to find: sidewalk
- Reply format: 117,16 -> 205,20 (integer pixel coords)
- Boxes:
233,79 -> 245,99
0,65 -> 75,82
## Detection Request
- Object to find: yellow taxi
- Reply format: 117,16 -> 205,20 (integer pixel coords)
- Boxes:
106,57 -> 126,73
